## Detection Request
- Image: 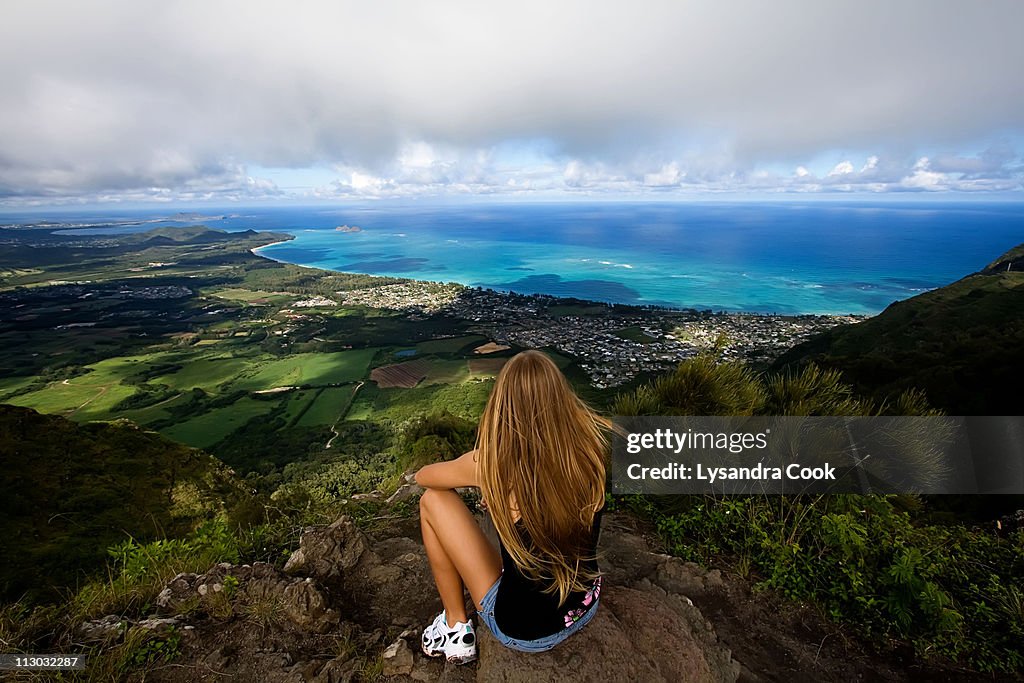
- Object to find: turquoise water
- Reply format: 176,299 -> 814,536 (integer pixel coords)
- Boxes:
249,202 -> 1024,315
17,201 -> 1024,315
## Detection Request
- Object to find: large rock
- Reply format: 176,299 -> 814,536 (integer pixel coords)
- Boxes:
284,516 -> 376,583
476,587 -> 739,683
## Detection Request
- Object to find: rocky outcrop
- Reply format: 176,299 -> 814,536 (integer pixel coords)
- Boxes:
477,587 -> 736,683
137,511 -> 740,683
156,561 -> 341,633
283,516 -> 377,584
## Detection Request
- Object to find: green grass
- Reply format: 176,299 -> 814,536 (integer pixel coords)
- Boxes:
346,379 -> 492,423
0,375 -> 39,399
282,388 -> 321,426
296,386 -> 357,426
344,398 -> 374,422
421,359 -> 470,385
210,288 -> 294,304
613,325 -> 658,344
118,393 -> 189,426
415,335 -> 485,354
150,355 -> 251,391
160,396 -> 282,448
8,381 -> 138,421
3,355 -> 178,420
233,349 -> 375,390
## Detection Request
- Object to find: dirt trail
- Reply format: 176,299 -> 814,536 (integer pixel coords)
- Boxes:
67,385 -> 108,417
326,380 -> 364,449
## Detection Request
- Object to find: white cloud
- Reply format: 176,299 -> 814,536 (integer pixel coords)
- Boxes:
643,163 -> 683,187
829,161 -> 855,176
0,1 -> 1022,202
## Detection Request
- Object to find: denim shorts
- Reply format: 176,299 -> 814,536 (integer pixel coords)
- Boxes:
476,576 -> 600,653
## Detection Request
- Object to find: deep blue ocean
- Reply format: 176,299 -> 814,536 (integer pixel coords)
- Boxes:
8,201 -> 1024,315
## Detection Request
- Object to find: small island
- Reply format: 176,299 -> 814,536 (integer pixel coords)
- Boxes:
335,225 -> 362,233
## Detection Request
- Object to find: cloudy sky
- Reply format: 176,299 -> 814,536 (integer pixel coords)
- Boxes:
2,0 -> 1023,205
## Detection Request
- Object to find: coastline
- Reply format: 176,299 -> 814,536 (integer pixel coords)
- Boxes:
244,238 -> 862,387
248,234 -> 870,320
250,238 -> 293,257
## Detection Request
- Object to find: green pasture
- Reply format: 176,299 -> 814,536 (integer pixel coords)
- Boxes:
150,355 -> 251,391
296,386 -> 357,427
0,375 -> 39,399
117,393 -> 190,426
3,352 -> 185,420
160,396 -> 281,449
7,378 -> 137,422
233,349 -> 374,390
282,389 -> 320,426
421,359 -> 470,385
613,326 -> 658,344
210,288 -> 294,304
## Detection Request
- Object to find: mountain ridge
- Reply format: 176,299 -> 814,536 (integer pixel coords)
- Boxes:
772,242 -> 1024,414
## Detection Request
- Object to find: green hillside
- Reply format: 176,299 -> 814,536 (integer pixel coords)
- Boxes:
773,243 -> 1024,415
0,405 -> 252,602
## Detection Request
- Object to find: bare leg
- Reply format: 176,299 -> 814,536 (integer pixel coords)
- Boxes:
419,488 -> 502,627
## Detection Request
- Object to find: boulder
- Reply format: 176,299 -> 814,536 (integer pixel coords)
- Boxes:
476,587 -> 739,683
284,516 -> 376,583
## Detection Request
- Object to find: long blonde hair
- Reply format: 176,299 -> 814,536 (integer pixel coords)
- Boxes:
476,350 -> 610,605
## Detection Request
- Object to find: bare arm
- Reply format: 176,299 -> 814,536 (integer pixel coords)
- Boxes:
414,449 -> 479,490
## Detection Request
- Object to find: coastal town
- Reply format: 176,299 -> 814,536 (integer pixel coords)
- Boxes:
334,280 -> 861,388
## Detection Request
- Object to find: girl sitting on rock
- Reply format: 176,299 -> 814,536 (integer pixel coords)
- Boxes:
415,349 -> 608,664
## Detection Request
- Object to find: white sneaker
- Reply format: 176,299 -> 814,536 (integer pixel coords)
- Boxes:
421,610 -> 477,665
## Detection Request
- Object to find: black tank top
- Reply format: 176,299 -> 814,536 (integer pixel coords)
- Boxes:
492,509 -> 603,640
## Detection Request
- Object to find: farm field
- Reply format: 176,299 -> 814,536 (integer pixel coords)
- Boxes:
161,395 -> 280,449
210,288 -> 295,305
421,359 -> 471,385
7,378 -> 137,421
3,352 -> 181,420
0,376 -> 40,400
233,349 -> 375,390
296,386 -> 357,427
467,357 -> 507,375
370,360 -> 429,388
117,393 -> 191,426
282,388 -> 321,426
152,355 -> 251,391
